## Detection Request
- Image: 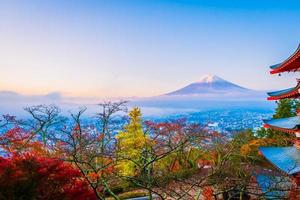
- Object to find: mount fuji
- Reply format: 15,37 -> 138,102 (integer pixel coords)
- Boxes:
130,74 -> 269,114
165,75 -> 251,96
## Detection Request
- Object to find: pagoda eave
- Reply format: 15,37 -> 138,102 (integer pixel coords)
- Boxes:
269,44 -> 300,74
263,116 -> 300,133
267,90 -> 300,100
263,124 -> 299,134
270,67 -> 300,75
267,93 -> 300,100
267,79 -> 300,100
259,147 -> 300,175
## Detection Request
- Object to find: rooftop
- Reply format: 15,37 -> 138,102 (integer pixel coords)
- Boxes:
270,44 -> 300,74
259,146 -> 300,175
263,116 -> 300,131
267,80 -> 300,100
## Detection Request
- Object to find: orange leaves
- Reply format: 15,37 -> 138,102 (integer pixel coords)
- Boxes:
0,128 -> 32,151
0,128 -> 49,156
202,186 -> 214,200
87,158 -> 115,182
170,159 -> 180,172
98,133 -> 104,141
240,138 -> 276,157
88,172 -> 100,182
197,159 -> 212,169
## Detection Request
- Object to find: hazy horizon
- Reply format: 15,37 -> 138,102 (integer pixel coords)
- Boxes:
0,73 -> 274,117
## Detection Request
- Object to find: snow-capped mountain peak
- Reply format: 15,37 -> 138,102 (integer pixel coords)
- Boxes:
165,74 -> 250,96
198,74 -> 224,83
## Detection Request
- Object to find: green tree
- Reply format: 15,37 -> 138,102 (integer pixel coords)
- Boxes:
256,99 -> 299,145
273,99 -> 299,119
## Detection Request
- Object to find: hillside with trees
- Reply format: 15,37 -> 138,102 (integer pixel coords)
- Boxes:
0,100 -> 298,199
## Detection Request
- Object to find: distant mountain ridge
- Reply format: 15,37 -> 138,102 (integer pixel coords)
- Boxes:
165,75 -> 251,96
128,74 -> 268,114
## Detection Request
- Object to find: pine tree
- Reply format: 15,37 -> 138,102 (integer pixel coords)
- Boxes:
273,99 -> 298,119
256,99 -> 299,145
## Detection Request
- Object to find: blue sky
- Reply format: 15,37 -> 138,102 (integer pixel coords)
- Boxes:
1,0 -> 300,97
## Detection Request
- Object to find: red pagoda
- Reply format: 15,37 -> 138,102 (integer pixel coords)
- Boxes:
259,44 -> 300,199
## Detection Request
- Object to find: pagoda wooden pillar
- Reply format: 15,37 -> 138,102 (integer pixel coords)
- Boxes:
289,176 -> 300,200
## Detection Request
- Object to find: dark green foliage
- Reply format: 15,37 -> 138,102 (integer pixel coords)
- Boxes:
256,128 -> 293,146
273,99 -> 300,119
256,99 -> 298,145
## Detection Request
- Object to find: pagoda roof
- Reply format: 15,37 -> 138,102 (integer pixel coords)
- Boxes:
267,80 -> 300,100
259,146 -> 300,175
270,44 -> 300,74
263,116 -> 300,133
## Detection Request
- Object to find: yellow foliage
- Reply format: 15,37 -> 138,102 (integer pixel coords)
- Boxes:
116,107 -> 152,176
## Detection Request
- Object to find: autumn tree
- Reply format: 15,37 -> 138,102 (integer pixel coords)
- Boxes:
204,129 -> 296,199
116,109 -> 210,199
0,127 -> 48,157
0,153 -> 96,200
142,120 -> 209,199
116,107 -> 150,176
0,115 -> 17,130
116,108 -> 175,199
24,104 -> 66,144
207,136 -> 255,199
0,127 -> 96,200
54,101 -> 127,200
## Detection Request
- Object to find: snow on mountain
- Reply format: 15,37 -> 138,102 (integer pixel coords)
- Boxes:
165,74 -> 250,96
129,75 -> 269,115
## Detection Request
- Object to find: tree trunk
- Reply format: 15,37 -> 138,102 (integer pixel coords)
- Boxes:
148,189 -> 153,200
103,181 -> 120,200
